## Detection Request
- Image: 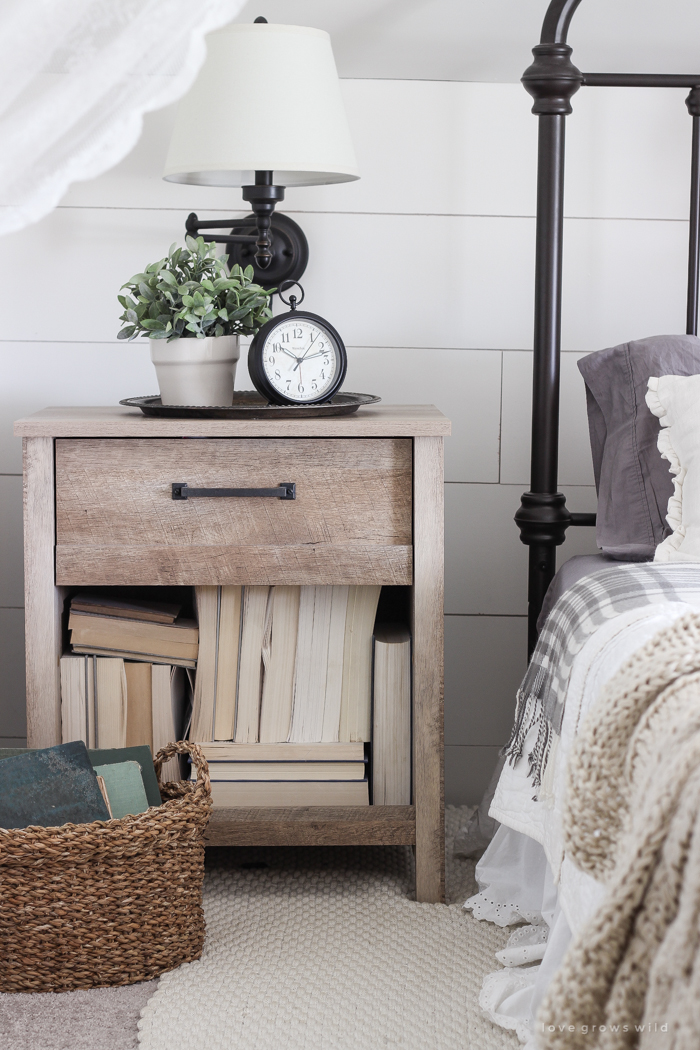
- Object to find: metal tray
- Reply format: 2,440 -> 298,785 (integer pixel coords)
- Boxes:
120,391 -> 381,420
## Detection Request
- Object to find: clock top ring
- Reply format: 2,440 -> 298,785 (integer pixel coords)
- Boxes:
277,279 -> 305,309
248,282 -> 347,407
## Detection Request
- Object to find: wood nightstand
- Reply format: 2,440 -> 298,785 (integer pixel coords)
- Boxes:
15,404 -> 450,903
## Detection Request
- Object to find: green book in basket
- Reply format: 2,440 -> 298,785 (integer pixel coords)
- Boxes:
0,744 -> 163,808
0,740 -> 110,830
87,746 -> 162,808
93,761 -> 150,819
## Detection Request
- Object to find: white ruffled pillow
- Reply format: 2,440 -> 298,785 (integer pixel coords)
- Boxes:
646,375 -> 700,561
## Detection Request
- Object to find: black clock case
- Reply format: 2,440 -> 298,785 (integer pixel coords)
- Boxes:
247,310 -> 348,406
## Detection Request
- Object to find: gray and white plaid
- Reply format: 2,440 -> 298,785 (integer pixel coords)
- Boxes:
504,563 -> 700,788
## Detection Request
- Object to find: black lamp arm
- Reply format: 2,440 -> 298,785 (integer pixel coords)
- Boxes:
185,171 -> 285,270
185,214 -> 255,245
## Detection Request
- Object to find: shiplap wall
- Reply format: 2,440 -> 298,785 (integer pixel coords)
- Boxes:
0,80 -> 693,799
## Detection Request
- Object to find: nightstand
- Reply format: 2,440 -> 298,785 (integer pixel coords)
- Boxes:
15,404 -> 450,902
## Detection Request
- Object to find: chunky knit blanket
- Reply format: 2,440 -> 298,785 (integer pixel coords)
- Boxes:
538,611 -> 700,1050
503,564 -> 700,790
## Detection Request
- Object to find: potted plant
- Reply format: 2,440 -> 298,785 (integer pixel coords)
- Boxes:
117,237 -> 274,406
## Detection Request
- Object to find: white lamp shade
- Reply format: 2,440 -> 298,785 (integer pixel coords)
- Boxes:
163,23 -> 359,188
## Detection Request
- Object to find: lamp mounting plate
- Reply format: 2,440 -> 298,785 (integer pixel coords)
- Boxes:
225,213 -> 308,290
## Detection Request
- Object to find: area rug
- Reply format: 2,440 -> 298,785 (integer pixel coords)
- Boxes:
138,805 -> 517,1050
0,980 -> 157,1050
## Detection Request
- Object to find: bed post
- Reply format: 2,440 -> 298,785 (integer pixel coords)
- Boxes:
686,86 -> 700,336
515,0 -> 584,657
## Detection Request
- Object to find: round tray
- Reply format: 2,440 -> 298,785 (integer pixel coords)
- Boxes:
120,391 -> 381,420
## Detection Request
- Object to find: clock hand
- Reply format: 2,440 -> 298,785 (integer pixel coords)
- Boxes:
296,350 -> 327,362
293,331 -> 321,370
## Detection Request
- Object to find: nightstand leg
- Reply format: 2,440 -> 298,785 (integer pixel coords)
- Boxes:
412,436 -> 445,903
24,437 -> 63,748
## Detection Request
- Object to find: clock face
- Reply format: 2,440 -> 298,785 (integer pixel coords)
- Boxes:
261,318 -> 341,403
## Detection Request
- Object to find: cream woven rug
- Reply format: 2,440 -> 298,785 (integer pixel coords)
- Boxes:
138,806 -> 517,1050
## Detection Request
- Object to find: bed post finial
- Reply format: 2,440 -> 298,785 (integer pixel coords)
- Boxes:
522,44 -> 582,116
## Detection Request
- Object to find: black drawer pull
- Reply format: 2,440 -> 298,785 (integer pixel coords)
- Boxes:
172,482 -> 295,501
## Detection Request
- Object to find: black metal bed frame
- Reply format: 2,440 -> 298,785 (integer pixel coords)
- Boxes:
515,0 -> 700,655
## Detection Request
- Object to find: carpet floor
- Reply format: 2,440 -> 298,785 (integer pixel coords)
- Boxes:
0,807 -> 517,1050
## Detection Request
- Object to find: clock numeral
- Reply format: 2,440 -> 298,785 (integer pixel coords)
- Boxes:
281,332 -> 290,343
275,369 -> 281,380
311,381 -> 318,391
298,383 -> 304,393
323,358 -> 329,366
318,342 -> 324,349
286,380 -> 291,389
293,328 -> 303,340
272,342 -> 282,352
268,355 -> 275,365
320,370 -> 325,380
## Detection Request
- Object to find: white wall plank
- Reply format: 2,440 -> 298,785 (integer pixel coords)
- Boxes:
0,343 -> 157,473
445,615 -> 526,746
1,205 -> 689,350
501,350 -> 595,487
344,347 -> 501,482
0,207 -> 536,348
0,476 -> 24,607
445,483 -> 528,616
445,482 -> 598,615
445,745 -> 501,806
0,609 -> 26,738
565,87 -> 691,221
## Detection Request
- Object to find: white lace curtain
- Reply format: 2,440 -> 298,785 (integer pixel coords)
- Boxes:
0,0 -> 247,237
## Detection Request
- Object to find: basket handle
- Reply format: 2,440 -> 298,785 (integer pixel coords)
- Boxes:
154,741 -> 210,796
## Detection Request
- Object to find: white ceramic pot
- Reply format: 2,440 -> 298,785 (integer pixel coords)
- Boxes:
149,335 -> 240,406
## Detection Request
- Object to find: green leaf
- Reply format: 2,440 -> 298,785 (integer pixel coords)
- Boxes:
140,318 -> 165,331
159,270 -> 178,287
126,309 -> 138,324
117,326 -> 136,340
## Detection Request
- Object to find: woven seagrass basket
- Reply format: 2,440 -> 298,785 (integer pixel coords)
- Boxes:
0,741 -> 212,993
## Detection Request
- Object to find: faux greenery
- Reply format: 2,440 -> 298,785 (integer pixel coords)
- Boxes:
117,236 -> 274,341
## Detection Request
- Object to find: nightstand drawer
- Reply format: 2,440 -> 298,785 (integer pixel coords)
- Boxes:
55,437 -> 413,585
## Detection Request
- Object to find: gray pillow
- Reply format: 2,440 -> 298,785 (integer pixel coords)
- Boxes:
578,334 -> 700,559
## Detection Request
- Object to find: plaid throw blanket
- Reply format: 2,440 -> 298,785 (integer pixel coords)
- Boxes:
504,563 -> 700,788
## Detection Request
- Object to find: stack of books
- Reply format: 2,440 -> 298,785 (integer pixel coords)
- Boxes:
190,584 -> 381,805
191,585 -> 381,744
192,741 -> 369,805
60,653 -> 191,783
59,586 -> 414,806
68,593 -> 199,668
